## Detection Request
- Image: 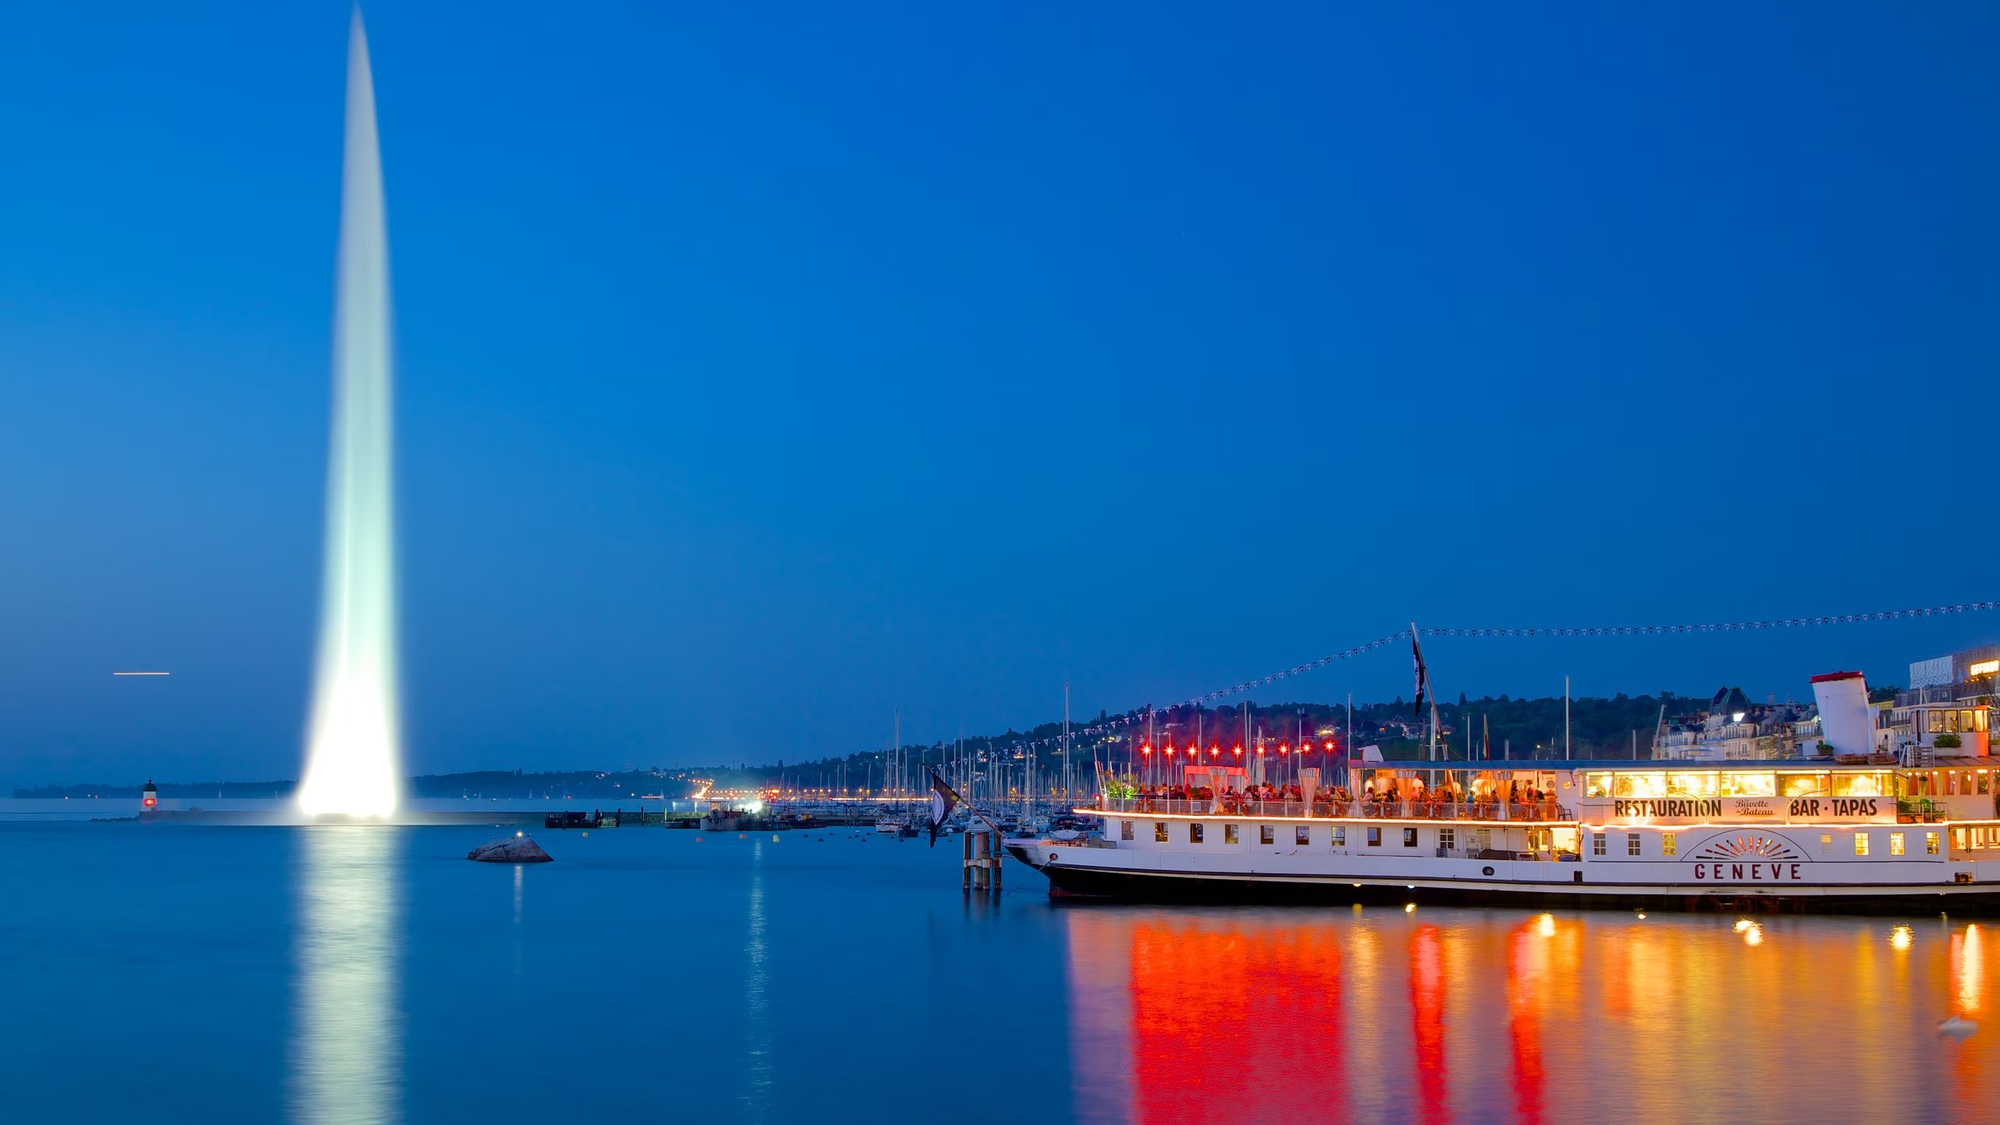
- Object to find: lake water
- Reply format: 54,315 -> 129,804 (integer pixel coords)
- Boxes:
4,820 -> 1998,1124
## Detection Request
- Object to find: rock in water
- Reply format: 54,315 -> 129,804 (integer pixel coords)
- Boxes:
468,836 -> 553,863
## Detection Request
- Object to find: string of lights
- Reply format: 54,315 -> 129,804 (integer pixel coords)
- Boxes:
993,600 -> 2000,756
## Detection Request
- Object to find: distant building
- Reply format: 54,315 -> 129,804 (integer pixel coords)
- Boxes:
1889,644 -> 1997,762
1653,701 -> 1818,761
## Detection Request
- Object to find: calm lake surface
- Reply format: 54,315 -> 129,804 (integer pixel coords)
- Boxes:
4,821 -> 1998,1124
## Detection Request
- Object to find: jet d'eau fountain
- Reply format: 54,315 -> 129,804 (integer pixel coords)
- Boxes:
298,9 -> 400,820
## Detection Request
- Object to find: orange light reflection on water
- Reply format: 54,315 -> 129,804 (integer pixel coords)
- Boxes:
1064,908 -> 2000,1125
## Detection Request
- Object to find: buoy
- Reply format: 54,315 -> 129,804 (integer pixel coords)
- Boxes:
1940,1017 -> 1978,1038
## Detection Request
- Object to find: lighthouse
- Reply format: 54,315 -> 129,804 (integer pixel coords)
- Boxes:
141,779 -> 158,813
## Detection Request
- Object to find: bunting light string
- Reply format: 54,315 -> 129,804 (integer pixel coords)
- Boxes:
1416,601 -> 2000,639
989,599 -> 1999,758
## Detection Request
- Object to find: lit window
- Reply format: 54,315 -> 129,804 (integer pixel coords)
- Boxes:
1821,833 -> 1833,855
1980,711 -> 1991,733
1855,833 -> 1870,857
1367,827 -> 1382,847
1260,825 -> 1275,846
1891,832 -> 1906,856
1223,824 -> 1239,844
1663,832 -> 1677,856
1120,820 -> 1133,841
1930,711 -> 1946,734
1154,822 -> 1168,842
1585,773 -> 1612,798
1627,834 -> 1643,856
1475,829 -> 1492,852
1593,834 -> 1607,856
1722,772 -> 1777,798
1190,823 -> 1204,844
1832,773 -> 1883,797
1403,827 -> 1419,847
1440,828 -> 1456,852
1784,774 -> 1830,798
1928,831 -> 1941,855
1331,827 -> 1346,847
1295,825 -> 1310,846
1984,773 -> 1994,796
1955,828 -> 1969,852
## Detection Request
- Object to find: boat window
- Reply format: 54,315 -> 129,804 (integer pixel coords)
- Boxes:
1983,773 -> 1993,796
1783,774 -> 1829,798
1663,832 -> 1677,856
1948,772 -> 1959,796
1189,823 -> 1204,844
1855,833 -> 1870,857
1155,822 -> 1168,842
1440,827 -> 1456,851
1592,834 -> 1606,856
1948,711 -> 1962,734
1585,773 -> 1613,798
1821,833 -> 1833,855
1260,825 -> 1275,845
1403,827 -> 1418,848
1331,827 -> 1346,847
1367,827 -> 1382,847
1627,834 -> 1642,856
1980,711 -> 1991,733
1667,772 -> 1718,799
1928,832 -> 1941,855
1295,825 -> 1310,846
1120,820 -> 1133,841
1930,710 -> 1946,734
1891,832 -> 1906,856
1722,772 -> 1776,798
1954,828 -> 1969,852
1966,711 -> 1979,734
1831,773 -> 1884,798
1223,824 -> 1239,844
1612,772 -> 1668,799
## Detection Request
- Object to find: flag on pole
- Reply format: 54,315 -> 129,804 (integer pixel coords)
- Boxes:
1410,626 -> 1428,720
927,767 -> 962,848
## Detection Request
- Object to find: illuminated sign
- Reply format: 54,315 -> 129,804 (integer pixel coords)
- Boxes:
1971,659 -> 2000,677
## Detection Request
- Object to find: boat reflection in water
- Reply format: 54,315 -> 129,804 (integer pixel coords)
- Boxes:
1063,907 -> 2000,1125
289,827 -> 405,1125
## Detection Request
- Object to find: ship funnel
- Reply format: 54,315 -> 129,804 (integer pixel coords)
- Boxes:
1810,671 -> 1876,757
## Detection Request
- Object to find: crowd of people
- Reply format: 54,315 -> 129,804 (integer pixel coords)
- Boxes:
1118,778 -> 1569,820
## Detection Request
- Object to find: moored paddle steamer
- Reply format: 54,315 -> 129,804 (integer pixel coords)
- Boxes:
1007,756 -> 2000,912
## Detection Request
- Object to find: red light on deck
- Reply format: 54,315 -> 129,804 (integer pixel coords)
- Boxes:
1324,740 -> 1335,750
1232,745 -> 1242,756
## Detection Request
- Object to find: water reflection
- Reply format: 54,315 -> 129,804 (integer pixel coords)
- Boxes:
742,838 -> 772,1124
289,827 -> 405,1125
1065,908 -> 2000,1125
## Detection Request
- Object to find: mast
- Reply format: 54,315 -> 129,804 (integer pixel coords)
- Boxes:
1564,677 -> 1571,760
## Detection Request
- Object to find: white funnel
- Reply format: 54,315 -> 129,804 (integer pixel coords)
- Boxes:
1810,671 -> 1875,758
299,10 -> 400,819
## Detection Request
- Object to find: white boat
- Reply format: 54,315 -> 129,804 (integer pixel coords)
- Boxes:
1005,755 -> 2000,913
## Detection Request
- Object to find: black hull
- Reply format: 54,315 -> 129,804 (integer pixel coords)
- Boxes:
1029,856 -> 2000,916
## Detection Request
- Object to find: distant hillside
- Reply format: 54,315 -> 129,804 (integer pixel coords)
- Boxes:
16,688 -> 1843,797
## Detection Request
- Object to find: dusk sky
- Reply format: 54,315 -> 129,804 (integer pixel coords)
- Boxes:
4,2 -> 1998,785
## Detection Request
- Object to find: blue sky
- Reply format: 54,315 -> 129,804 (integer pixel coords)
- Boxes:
3,2 -> 1997,784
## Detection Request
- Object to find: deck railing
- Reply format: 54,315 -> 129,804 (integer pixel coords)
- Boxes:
1096,796 -> 1575,822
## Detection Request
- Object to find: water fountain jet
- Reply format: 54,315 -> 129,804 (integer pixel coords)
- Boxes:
299,9 -> 400,820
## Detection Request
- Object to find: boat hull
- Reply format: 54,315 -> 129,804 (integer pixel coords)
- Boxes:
1012,845 -> 2000,915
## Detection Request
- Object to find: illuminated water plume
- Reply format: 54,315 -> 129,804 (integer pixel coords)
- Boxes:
299,9 -> 400,819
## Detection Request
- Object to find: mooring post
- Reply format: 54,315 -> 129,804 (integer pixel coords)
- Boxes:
962,828 -> 973,893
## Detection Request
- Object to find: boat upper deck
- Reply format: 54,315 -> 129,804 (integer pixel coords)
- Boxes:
1096,757 -> 2000,827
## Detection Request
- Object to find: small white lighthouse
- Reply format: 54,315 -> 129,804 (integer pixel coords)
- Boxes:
141,779 -> 158,813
